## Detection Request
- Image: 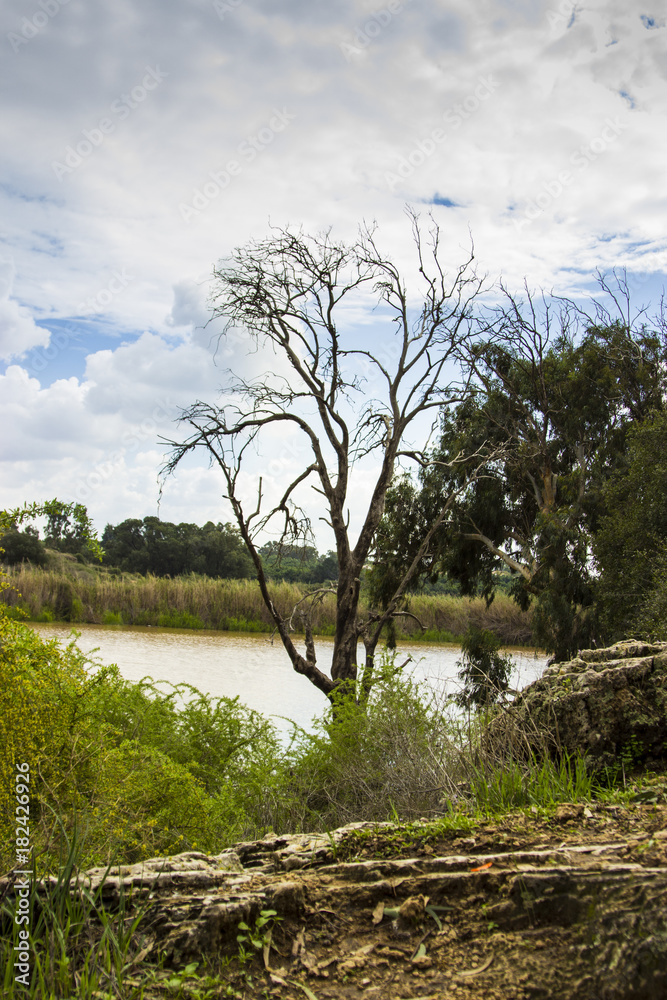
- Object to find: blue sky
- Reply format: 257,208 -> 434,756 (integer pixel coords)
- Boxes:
1,0 -> 666,546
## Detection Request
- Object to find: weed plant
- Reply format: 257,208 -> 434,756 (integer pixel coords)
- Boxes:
0,606 -> 286,873
468,753 -> 594,813
1,600 -> 617,874
0,591 -> 648,1000
276,660 -> 464,831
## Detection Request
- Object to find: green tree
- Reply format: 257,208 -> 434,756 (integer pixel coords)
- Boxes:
102,517 -> 253,577
0,500 -> 102,562
101,518 -> 148,573
196,521 -> 254,578
43,502 -> 101,561
0,526 -> 48,567
372,274 -> 666,659
454,626 -> 514,709
594,409 -> 667,640
258,542 -> 338,583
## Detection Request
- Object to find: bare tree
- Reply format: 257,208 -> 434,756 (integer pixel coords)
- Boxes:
163,212 -> 485,702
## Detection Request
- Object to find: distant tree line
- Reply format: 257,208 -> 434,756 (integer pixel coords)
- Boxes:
1,513 -> 345,584
99,518 -> 253,577
100,521 -> 343,581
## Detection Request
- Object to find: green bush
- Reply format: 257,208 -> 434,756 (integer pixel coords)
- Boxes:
278,657 -> 460,829
102,609 -> 123,625
156,609 -> 206,629
71,596 -> 85,621
454,626 -> 514,709
0,608 -> 287,871
87,740 -> 215,861
0,611 -> 92,849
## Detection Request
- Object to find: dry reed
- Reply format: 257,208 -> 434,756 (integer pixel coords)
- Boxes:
1,564 -> 534,643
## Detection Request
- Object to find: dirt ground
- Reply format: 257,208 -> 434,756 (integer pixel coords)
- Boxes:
185,776 -> 667,1000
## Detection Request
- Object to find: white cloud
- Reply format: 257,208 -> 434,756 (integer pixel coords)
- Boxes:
166,279 -> 212,329
1,0 -> 666,541
0,259 -> 51,362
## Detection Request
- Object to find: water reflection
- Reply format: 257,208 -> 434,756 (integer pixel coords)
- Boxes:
28,623 -> 547,733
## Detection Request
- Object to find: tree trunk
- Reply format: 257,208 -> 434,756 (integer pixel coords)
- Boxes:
330,564 -> 362,684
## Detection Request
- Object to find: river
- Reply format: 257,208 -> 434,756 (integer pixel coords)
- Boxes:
28,623 -> 548,732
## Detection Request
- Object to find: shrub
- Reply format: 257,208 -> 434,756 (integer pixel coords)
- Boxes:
277,656 -> 460,829
0,610 -> 92,851
454,626 -> 514,709
0,608 -> 287,870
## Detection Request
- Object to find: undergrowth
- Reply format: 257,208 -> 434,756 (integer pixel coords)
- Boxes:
0,603 -> 645,998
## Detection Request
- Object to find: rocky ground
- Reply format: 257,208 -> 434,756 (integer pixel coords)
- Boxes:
76,773 -> 667,1000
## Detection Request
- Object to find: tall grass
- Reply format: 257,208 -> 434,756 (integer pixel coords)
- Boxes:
1,563 -> 534,643
0,823 -> 158,1000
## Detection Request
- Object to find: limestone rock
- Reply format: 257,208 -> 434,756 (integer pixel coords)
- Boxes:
487,640 -> 667,769
4,805 -> 667,998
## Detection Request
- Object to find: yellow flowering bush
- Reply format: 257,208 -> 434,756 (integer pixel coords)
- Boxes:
0,608 -> 94,861
0,603 -> 285,871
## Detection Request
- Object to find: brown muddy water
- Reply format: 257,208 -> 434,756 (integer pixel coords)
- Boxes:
29,623 -> 548,732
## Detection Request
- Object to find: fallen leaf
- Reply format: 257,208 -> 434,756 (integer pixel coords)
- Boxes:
470,861 -> 493,872
372,900 -> 385,924
454,953 -> 495,978
127,943 -> 153,967
387,875 -> 412,889
291,929 -> 306,957
355,943 -> 376,957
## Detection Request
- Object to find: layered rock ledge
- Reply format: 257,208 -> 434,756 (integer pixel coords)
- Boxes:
487,640 -> 667,770
14,786 -> 665,1000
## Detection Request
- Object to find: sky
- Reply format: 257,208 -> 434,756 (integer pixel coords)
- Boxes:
1,0 -> 666,551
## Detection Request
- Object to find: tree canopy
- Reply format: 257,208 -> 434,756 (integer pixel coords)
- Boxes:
594,408 -> 667,640
101,517 -> 254,578
0,500 -> 102,563
371,273 -> 667,659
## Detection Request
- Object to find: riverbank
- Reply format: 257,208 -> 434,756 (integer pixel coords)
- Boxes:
1,559 -> 534,644
2,612 -> 663,999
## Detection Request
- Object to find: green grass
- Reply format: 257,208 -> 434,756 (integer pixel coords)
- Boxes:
468,753 -> 594,814
1,601 -> 653,1000
0,823 -> 159,1000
